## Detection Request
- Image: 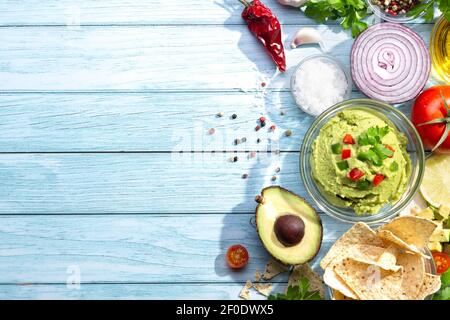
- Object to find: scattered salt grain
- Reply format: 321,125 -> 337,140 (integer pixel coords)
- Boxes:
291,57 -> 349,116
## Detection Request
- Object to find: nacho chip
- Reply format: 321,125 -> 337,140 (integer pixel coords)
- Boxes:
378,216 -> 437,249
254,269 -> 262,282
323,267 -> 359,299
288,264 -> 324,298
239,280 -> 252,300
415,273 -> 441,300
332,290 -> 355,300
377,245 -> 398,268
333,258 -> 405,300
396,252 -> 425,299
262,259 -> 289,280
346,244 -> 401,272
320,223 -> 384,269
377,229 -> 425,257
253,283 -> 273,297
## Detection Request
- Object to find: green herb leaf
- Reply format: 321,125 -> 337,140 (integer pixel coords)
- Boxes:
373,144 -> 394,159
331,143 -> 343,154
337,160 -> 349,170
268,278 -> 323,300
390,161 -> 399,172
301,0 -> 370,37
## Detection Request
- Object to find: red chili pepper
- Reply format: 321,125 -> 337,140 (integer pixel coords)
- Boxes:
341,149 -> 351,160
343,134 -> 355,145
239,0 -> 286,72
348,168 -> 365,181
373,174 -> 385,186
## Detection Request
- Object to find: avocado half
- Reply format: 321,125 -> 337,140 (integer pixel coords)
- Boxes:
255,186 -> 323,265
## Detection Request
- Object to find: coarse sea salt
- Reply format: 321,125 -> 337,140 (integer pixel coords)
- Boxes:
291,58 -> 349,116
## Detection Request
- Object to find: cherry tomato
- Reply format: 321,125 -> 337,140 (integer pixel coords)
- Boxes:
343,134 -> 355,144
226,244 -> 249,269
373,174 -> 385,186
341,149 -> 351,160
432,252 -> 450,274
348,168 -> 365,181
385,145 -> 395,158
411,86 -> 450,154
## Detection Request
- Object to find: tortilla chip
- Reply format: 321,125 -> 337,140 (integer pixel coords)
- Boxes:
396,252 -> 425,299
332,290 -> 355,300
320,222 -> 384,269
377,245 -> 398,268
333,258 -> 405,300
262,259 -> 289,280
346,244 -> 401,271
288,264 -> 324,298
378,216 -> 437,249
253,283 -> 273,297
239,280 -> 252,300
254,269 -> 262,282
415,273 -> 441,300
377,229 -> 426,257
323,267 -> 359,299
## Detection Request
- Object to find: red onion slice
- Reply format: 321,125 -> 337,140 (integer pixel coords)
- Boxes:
351,23 -> 430,104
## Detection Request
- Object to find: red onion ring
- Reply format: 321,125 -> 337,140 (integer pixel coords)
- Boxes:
351,23 -> 430,104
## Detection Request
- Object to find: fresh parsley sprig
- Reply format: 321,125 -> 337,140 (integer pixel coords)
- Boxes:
301,0 -> 370,37
268,278 -> 323,300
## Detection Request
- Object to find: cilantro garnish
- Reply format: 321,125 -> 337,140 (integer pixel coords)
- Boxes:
358,126 -> 389,146
268,278 -> 323,300
433,269 -> 450,300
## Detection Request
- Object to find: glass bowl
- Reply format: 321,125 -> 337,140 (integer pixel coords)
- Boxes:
300,99 -> 425,224
327,247 -> 437,300
290,54 -> 352,117
366,0 -> 430,23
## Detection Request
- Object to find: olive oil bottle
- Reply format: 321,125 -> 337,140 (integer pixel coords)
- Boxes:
431,17 -> 450,83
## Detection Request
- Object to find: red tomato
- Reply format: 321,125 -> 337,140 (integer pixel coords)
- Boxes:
432,252 -> 450,274
343,134 -> 355,144
226,244 -> 249,269
385,145 -> 395,158
341,149 -> 351,160
373,174 -> 385,186
348,168 -> 365,181
411,86 -> 450,154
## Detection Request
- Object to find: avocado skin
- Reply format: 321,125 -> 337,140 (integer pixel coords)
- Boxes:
255,186 -> 323,265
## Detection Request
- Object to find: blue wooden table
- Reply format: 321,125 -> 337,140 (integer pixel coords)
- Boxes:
0,0 -> 435,299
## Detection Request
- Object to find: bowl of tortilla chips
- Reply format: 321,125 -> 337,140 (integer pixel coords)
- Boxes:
321,216 -> 441,300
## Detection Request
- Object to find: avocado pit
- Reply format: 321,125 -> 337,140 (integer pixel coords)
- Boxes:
274,214 -> 305,247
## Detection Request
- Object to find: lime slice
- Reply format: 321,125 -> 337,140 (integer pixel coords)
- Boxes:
420,154 -> 450,208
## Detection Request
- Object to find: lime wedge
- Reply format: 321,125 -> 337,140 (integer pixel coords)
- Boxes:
420,154 -> 450,208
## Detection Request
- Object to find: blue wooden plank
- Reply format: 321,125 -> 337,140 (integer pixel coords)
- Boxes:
0,25 -> 433,91
0,0 -> 316,26
0,214 -> 349,284
0,283 -> 271,300
0,152 -> 315,214
0,91 -> 380,152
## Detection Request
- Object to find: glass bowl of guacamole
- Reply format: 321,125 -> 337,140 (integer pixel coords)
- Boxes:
300,99 -> 425,224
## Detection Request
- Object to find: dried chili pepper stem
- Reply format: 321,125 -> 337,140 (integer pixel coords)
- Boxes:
238,0 -> 250,6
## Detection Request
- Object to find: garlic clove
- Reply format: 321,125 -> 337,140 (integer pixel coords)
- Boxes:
277,0 -> 309,7
290,27 -> 324,50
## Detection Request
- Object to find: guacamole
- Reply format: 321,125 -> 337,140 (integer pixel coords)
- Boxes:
311,109 -> 411,215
